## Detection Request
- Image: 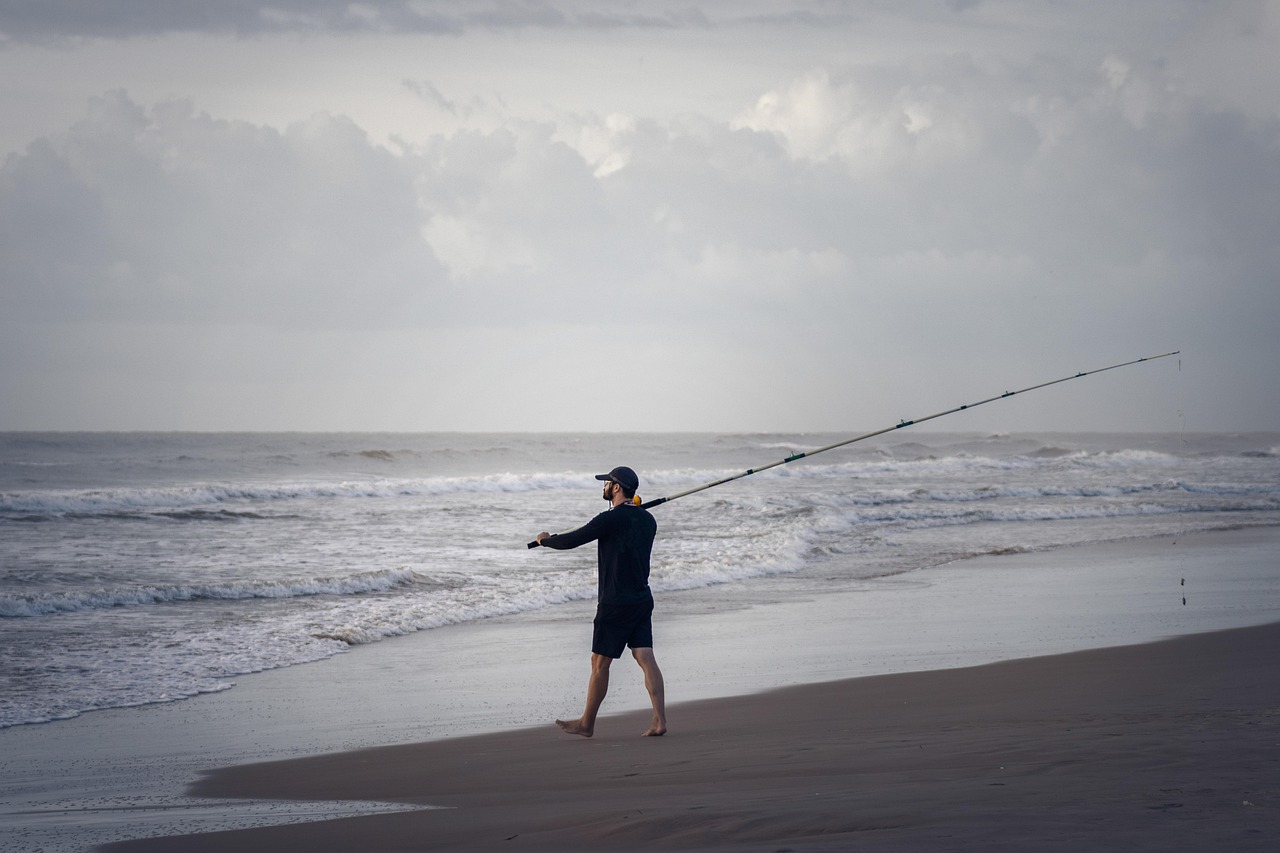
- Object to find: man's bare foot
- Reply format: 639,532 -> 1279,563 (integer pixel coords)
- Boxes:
556,718 -> 593,738
641,722 -> 667,737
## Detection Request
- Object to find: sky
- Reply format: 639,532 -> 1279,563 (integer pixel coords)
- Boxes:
1,1 -> 1277,433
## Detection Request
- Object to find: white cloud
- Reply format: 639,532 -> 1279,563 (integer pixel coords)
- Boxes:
563,112 -> 637,178
1,2 -> 1278,430
1,91 -> 444,327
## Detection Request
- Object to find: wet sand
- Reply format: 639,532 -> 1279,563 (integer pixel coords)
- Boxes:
102,618 -> 1280,851
4,528 -> 1277,851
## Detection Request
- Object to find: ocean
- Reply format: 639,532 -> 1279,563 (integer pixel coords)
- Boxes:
2,430 -> 1278,731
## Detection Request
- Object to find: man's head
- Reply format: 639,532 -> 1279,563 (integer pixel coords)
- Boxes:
595,466 -> 639,501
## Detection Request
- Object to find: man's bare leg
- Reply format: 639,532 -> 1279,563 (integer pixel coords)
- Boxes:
632,647 -> 667,736
556,653 -> 612,737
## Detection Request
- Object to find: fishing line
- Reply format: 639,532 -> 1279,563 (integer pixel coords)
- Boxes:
528,350 -> 1179,548
1174,354 -> 1189,605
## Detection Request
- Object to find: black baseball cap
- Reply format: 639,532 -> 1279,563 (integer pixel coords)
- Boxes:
595,466 -> 639,492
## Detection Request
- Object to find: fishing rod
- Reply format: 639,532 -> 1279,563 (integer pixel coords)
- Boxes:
527,350 -> 1178,547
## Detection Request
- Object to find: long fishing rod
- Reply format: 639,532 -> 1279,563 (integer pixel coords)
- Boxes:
527,350 -> 1178,547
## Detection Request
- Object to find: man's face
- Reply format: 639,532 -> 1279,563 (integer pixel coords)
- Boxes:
602,480 -> 614,502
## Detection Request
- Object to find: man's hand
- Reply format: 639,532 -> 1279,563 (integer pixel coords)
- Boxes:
535,531 -> 550,544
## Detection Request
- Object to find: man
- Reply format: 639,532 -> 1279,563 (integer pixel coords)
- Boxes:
534,465 -> 667,738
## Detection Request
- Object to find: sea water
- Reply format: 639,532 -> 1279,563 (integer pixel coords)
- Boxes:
2,431 -> 1278,730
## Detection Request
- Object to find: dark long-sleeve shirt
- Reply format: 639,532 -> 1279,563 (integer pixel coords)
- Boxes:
541,504 -> 657,606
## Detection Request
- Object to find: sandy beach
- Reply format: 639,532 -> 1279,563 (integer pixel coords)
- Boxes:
103,618 -> 1280,852
3,527 -> 1278,851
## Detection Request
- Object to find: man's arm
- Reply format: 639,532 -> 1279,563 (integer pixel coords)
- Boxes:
536,512 -> 608,550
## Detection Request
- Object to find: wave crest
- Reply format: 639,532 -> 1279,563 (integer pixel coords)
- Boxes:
0,567 -> 425,618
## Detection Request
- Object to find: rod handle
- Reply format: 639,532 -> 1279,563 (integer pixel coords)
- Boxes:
527,539 -> 541,549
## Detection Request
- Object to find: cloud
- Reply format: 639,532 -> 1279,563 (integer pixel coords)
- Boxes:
8,59 -> 1277,334
1,91 -> 444,328
0,0 -> 715,41
2,14 -> 1278,429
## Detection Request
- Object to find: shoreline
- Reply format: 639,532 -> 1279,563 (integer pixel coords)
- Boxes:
105,618 -> 1280,851
2,526 -> 1278,850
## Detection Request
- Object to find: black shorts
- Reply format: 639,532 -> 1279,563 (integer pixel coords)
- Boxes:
592,602 -> 654,659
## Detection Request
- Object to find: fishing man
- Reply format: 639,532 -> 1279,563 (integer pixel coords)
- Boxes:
534,466 -> 667,738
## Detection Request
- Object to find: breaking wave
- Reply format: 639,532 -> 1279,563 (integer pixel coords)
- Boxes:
1,446 -> 1268,520
0,567 -> 426,618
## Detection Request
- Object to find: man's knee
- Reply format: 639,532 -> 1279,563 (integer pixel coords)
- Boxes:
631,647 -> 657,666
